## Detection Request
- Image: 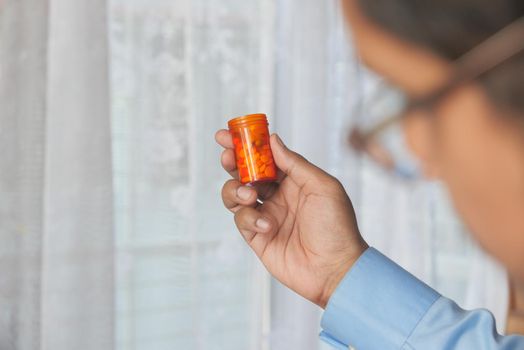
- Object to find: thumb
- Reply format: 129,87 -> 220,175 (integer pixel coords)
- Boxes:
270,134 -> 326,188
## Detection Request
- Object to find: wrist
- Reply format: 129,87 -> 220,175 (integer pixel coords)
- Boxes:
318,241 -> 369,309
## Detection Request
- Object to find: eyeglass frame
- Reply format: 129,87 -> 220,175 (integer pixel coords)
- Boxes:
350,16 -> 524,174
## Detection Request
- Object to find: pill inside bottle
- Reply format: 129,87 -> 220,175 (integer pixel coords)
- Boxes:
228,113 -> 278,185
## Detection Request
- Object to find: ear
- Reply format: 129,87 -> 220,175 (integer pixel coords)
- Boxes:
403,111 -> 441,179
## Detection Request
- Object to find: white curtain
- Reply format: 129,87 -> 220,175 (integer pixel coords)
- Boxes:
0,0 -> 508,350
0,1 -> 114,349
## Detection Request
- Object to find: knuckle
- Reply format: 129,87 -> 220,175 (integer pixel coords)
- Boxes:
326,176 -> 345,193
222,148 -> 232,158
233,207 -> 249,228
222,179 -> 239,202
331,176 -> 344,189
223,179 -> 238,192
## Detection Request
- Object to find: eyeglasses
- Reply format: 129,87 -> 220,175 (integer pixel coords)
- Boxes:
349,16 -> 524,180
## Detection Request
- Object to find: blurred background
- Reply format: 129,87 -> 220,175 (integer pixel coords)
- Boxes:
0,0 -> 509,349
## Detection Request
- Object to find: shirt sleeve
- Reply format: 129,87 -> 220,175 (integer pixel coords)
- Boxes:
320,247 -> 524,350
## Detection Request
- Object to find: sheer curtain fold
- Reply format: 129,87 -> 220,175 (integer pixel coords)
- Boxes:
0,0 -> 114,349
0,1 -> 49,349
43,0 -> 114,348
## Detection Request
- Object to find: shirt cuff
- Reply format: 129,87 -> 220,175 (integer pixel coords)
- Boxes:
320,247 -> 440,349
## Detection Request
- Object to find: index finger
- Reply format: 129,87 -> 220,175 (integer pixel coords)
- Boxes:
215,129 -> 234,149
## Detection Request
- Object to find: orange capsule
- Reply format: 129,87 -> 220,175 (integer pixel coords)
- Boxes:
265,166 -> 276,178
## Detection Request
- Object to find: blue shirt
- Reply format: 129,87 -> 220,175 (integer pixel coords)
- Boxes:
320,248 -> 524,349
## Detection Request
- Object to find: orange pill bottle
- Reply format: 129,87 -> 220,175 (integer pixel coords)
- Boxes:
228,114 -> 278,185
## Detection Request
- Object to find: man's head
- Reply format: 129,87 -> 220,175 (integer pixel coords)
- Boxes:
341,0 -> 524,281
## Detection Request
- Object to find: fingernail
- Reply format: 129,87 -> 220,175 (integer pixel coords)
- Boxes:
237,186 -> 252,201
256,218 -> 271,231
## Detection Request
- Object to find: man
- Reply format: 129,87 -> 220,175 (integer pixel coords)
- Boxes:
216,0 -> 524,348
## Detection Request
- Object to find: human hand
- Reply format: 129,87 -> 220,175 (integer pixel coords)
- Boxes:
215,131 -> 368,308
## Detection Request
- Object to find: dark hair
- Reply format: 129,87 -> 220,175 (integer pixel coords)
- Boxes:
357,0 -> 524,113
